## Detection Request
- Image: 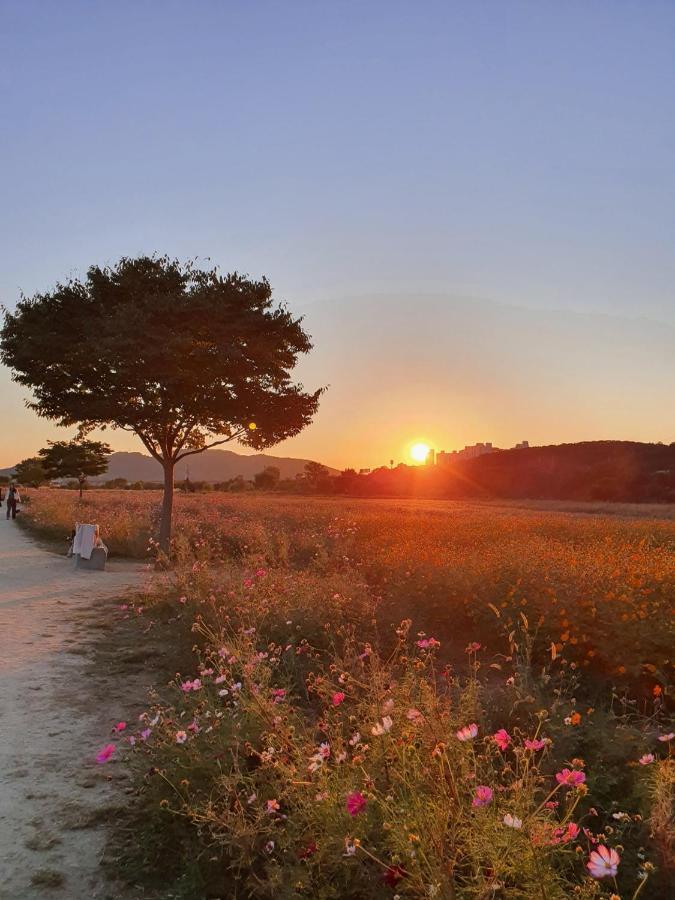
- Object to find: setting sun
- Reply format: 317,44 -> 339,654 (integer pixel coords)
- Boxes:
410,442 -> 431,463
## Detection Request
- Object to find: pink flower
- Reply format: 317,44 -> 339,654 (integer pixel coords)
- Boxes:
140,728 -> 151,741
555,768 -> 586,787
639,753 -> 655,765
112,721 -> 126,733
406,708 -> 423,723
465,642 -> 481,653
96,744 -> 115,764
472,785 -> 493,807
456,723 -> 478,742
175,730 -> 187,744
587,845 -> 620,879
346,791 -> 367,816
416,637 -> 440,650
332,692 -> 346,706
551,822 -> 580,844
658,732 -> 674,742
524,738 -> 547,751
493,729 -> 511,751
271,688 -> 287,703
266,799 -> 280,813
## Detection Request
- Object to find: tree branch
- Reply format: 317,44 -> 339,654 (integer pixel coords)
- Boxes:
134,428 -> 164,462
174,429 -> 246,462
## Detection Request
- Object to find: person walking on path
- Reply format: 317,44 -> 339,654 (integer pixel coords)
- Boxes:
5,484 -> 20,520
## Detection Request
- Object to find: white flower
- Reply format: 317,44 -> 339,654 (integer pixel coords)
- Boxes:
503,813 -> 523,829
371,716 -> 393,736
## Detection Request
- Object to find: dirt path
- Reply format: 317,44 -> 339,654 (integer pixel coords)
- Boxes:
0,517 -> 155,899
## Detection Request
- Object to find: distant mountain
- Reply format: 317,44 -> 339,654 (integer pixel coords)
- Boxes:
100,449 -> 338,483
1,448 -> 337,483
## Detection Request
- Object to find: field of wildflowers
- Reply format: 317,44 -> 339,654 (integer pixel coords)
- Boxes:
21,490 -> 675,897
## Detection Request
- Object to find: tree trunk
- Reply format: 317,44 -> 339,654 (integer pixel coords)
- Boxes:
159,460 -> 174,553
79,477 -> 84,499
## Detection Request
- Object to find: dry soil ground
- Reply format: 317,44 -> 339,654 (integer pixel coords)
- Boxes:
0,516 -> 157,899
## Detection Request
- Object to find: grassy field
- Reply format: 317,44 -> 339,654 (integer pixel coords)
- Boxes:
19,490 -> 675,898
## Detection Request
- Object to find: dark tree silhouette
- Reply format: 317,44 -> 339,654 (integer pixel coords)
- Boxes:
13,456 -> 48,487
254,466 -> 281,490
39,439 -> 111,497
1,256 -> 322,548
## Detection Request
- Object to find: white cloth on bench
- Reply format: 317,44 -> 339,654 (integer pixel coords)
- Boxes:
72,523 -> 99,560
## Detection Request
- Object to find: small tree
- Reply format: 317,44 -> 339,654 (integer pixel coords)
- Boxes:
1,256 -> 322,549
254,465 -> 281,490
304,461 -> 332,492
39,439 -> 111,497
14,456 -> 48,487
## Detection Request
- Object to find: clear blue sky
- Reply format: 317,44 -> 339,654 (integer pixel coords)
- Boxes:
1,1 -> 674,468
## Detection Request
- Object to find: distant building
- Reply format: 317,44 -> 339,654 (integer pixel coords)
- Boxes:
435,442 -> 495,464
359,468 -> 371,475
514,440 -> 529,449
457,442 -> 494,460
436,450 -> 455,466
425,448 -> 435,466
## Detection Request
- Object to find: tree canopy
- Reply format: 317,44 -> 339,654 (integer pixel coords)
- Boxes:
39,439 -> 111,496
1,256 -> 322,545
13,456 -> 48,487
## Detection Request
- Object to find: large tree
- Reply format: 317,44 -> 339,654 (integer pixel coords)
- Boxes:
39,439 -> 111,497
13,456 -> 48,487
1,256 -> 322,548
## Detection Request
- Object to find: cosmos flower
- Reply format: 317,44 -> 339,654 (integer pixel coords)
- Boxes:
372,716 -> 393,736
658,732 -> 674,742
639,753 -> 655,765
96,744 -> 115,764
346,791 -> 367,816
472,785 -> 493,807
524,738 -> 547,751
416,637 -> 440,650
493,729 -> 511,751
332,692 -> 346,706
587,845 -> 620,879
175,731 -> 188,744
266,799 -> 280,813
551,822 -> 580,844
555,768 -> 586,787
503,813 -> 523,829
456,723 -> 478,742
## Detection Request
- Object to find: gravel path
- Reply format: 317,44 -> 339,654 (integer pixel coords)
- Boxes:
0,517 -> 152,899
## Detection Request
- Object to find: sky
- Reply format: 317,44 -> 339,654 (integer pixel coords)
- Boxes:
1,0 -> 674,470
